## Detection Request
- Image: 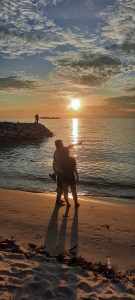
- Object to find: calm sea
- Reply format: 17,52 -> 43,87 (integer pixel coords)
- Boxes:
0,118 -> 135,203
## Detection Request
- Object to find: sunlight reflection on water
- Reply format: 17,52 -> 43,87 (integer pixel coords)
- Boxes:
72,118 -> 78,144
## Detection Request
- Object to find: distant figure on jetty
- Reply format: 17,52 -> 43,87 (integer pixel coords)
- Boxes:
34,114 -> 39,123
49,139 -> 82,206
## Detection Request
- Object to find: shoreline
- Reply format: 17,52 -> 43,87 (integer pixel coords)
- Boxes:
1,186 -> 135,206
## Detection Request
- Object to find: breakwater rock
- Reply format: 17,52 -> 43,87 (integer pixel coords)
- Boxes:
0,122 -> 53,144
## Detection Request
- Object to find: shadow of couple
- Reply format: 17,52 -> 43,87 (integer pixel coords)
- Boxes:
44,204 -> 78,257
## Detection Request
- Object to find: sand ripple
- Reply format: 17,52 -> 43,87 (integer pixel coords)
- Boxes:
0,251 -> 134,300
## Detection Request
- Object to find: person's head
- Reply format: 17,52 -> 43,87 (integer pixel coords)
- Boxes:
55,139 -> 64,149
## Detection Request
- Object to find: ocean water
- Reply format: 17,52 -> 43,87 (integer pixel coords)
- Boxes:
0,118 -> 135,203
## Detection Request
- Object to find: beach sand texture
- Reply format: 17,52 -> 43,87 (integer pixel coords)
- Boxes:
0,188 -> 135,299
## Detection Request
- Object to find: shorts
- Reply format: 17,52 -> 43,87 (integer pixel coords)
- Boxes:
62,174 -> 76,186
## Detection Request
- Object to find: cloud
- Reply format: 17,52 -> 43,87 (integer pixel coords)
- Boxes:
105,95 -> 135,108
0,0 -> 135,103
0,75 -> 65,98
0,0 -> 98,58
81,95 -> 135,118
102,95 -> 135,116
0,1 -> 65,57
126,86 -> 135,92
104,95 -> 135,116
100,0 -> 135,56
0,0 -> 114,64
49,52 -> 122,88
106,40 -> 135,54
0,77 -> 35,90
58,52 -> 121,68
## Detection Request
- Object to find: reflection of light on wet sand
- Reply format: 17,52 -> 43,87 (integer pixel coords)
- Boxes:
72,118 -> 78,144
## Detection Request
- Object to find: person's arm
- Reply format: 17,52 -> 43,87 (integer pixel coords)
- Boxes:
67,140 -> 82,150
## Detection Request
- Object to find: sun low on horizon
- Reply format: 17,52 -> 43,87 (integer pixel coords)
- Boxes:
70,99 -> 81,111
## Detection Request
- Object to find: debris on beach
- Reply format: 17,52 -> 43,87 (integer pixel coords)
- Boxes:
0,238 -> 134,284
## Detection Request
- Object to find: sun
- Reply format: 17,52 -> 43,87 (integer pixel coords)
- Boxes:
70,99 -> 80,110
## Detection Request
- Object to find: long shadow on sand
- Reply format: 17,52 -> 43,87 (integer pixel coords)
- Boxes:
43,204 -> 79,299
70,207 -> 78,256
44,204 -> 78,256
56,206 -> 70,254
44,204 -> 60,256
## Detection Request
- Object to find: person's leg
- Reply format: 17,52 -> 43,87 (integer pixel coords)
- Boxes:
55,172 -> 65,205
63,184 -> 71,207
56,186 -> 63,201
55,185 -> 65,205
70,184 -> 80,207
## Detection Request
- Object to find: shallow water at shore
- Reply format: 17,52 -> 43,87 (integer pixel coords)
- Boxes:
0,118 -> 135,203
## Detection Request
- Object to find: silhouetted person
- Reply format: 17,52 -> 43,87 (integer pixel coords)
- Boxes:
49,139 -> 82,206
60,147 -> 80,207
34,114 -> 39,123
49,139 -> 82,181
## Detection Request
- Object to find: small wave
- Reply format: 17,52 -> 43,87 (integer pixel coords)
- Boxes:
0,172 -> 51,183
78,190 -> 135,201
79,177 -> 135,190
0,173 -> 135,201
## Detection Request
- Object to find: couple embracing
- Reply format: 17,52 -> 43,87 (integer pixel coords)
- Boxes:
50,139 -> 82,207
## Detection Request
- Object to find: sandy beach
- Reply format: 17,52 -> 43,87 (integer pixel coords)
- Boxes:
0,188 -> 135,299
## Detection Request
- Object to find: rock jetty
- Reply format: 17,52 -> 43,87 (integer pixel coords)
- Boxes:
0,122 -> 53,144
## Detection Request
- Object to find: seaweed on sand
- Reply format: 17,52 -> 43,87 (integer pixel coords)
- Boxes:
0,238 -> 134,283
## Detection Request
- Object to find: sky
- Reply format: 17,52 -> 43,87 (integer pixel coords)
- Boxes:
0,0 -> 135,119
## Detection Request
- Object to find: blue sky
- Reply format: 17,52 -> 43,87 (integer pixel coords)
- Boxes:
0,0 -> 135,118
